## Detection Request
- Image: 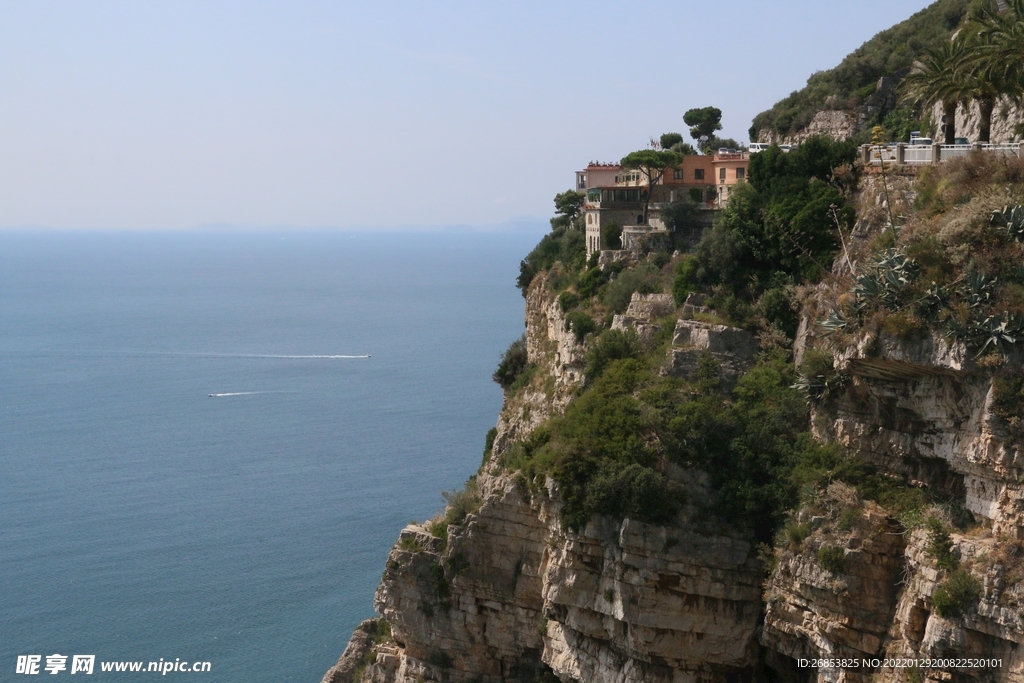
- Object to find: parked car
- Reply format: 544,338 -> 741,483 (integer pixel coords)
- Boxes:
954,137 -> 970,145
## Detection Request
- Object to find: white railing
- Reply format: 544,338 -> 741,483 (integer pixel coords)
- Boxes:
939,144 -> 971,160
904,145 -> 934,164
982,143 -> 1019,156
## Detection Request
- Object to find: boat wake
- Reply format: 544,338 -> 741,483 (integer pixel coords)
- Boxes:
238,354 -> 371,359
208,392 -> 267,398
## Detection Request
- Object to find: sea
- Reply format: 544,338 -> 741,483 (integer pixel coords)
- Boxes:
0,228 -> 543,681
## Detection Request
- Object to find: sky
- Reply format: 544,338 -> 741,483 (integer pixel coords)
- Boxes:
0,1 -> 940,230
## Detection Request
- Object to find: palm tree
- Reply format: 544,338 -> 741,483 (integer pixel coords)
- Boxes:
900,40 -> 969,144
971,0 -> 1024,88
966,0 -> 1024,141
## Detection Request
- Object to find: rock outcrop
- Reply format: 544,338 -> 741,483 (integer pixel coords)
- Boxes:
325,263 -> 1024,682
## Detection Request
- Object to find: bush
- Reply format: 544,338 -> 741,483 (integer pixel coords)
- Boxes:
564,310 -> 597,343
516,226 -> 585,295
558,291 -> 580,313
603,263 -> 660,313
482,427 -> 498,463
493,336 -> 529,390
932,568 -> 981,618
794,348 -> 846,404
603,221 -> 622,250
584,330 -> 641,383
672,256 -> 699,306
577,267 -> 607,299
926,516 -> 958,571
783,520 -> 812,551
817,544 -> 846,573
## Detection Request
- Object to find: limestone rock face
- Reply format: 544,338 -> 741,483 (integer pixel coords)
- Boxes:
327,276 -> 772,683
760,325 -> 1024,682
358,473 -> 764,683
824,331 -> 1024,535
666,320 -> 757,388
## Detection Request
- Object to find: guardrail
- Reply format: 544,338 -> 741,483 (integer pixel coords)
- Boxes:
865,142 -> 1024,166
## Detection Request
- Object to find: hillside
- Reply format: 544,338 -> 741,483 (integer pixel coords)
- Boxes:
321,138 -> 1024,681
750,0 -> 974,143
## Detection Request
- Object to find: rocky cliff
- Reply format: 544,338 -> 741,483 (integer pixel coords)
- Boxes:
324,154 -> 1024,682
322,279 -> 771,683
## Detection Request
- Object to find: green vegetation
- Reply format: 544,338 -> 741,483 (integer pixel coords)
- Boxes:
347,620 -> 393,683
820,153 -> 1024,357
516,226 -> 585,295
551,190 -> 585,230
816,544 -> 846,573
689,136 -> 856,330
493,336 -> 529,390
750,0 -> 973,139
926,516 -> 959,571
932,568 -> 981,617
564,310 -> 597,343
428,477 -> 482,547
794,348 -> 848,405
619,149 -> 683,224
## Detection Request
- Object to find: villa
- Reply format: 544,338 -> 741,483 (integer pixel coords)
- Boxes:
581,150 -> 750,256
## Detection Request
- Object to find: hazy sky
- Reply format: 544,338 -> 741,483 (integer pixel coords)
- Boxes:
1,1 -> 937,230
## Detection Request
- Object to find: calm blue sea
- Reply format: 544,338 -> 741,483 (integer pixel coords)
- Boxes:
0,229 -> 540,681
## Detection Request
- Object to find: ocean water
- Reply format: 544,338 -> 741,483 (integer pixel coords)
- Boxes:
0,229 -> 541,681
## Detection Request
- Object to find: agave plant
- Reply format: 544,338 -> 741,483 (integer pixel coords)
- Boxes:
852,249 -> 917,310
817,310 -> 848,333
959,271 -> 998,310
975,313 -> 1024,357
991,205 -> 1024,242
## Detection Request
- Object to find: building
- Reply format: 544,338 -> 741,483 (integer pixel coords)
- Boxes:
711,149 -> 749,206
578,150 -> 751,257
575,162 -> 621,191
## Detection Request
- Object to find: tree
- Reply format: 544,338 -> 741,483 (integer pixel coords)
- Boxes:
899,39 -> 968,144
970,0 -> 1024,94
670,141 -> 699,155
619,149 -> 683,224
551,190 -> 585,229
660,132 -> 684,149
683,107 -> 723,152
965,0 -> 1024,141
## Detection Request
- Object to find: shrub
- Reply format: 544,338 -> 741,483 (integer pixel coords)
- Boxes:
558,291 -> 580,313
672,256 -> 699,306
992,368 -> 1024,445
783,520 -> 812,551
603,221 -> 622,250
838,507 -> 859,531
516,226 -> 585,295
584,330 -> 641,383
482,427 -> 498,463
926,516 -> 958,571
442,477 -> 481,527
493,336 -> 529,390
932,568 -> 981,618
794,348 -> 846,404
603,263 -> 660,313
564,310 -> 597,343
817,544 -> 846,573
577,267 -> 607,299
585,462 -> 682,524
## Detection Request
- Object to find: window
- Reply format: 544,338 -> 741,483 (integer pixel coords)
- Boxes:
736,167 -> 745,180
673,169 -> 683,180
719,168 -> 726,181
587,214 -> 592,224
694,169 -> 704,180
